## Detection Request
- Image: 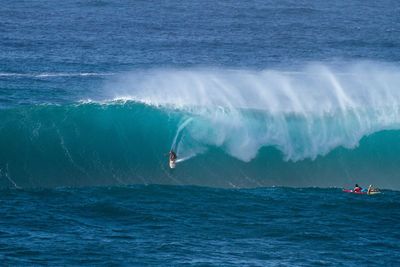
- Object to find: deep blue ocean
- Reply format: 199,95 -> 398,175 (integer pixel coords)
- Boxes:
1,0 -> 400,265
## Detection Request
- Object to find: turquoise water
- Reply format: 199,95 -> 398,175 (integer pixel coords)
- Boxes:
2,102 -> 400,189
1,0 -> 400,265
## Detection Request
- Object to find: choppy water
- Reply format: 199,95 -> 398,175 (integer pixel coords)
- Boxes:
1,0 -> 400,265
1,186 -> 399,266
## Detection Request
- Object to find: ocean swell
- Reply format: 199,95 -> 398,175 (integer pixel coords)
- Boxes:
1,62 -> 400,189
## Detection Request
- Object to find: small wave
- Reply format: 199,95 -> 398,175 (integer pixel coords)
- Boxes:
0,72 -> 115,78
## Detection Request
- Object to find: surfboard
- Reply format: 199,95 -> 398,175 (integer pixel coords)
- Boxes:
169,159 -> 176,169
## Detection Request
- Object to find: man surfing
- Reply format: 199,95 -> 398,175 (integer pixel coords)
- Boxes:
169,150 -> 177,169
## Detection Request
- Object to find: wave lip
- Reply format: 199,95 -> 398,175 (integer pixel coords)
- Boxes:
106,62 -> 400,114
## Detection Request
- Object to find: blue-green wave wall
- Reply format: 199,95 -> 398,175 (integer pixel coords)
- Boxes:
0,102 -> 399,189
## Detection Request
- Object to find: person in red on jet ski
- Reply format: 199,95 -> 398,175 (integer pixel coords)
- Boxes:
353,184 -> 362,193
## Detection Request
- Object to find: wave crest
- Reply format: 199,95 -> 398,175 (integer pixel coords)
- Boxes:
106,62 -> 400,161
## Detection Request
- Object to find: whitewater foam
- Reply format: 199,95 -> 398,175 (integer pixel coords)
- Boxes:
105,62 -> 400,162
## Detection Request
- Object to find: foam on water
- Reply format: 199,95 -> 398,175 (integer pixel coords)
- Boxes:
0,72 -> 115,78
106,62 -> 400,161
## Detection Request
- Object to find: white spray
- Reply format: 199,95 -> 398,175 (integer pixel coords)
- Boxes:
107,61 -> 400,162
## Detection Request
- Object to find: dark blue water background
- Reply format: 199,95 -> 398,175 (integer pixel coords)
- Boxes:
1,0 -> 400,265
1,186 -> 399,266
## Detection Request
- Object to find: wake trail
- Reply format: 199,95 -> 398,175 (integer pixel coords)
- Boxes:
171,117 -> 193,151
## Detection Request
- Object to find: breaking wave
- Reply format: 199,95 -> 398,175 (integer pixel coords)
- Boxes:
1,62 -> 400,189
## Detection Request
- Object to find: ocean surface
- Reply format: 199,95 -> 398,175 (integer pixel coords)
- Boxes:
0,186 -> 399,266
1,0 -> 400,265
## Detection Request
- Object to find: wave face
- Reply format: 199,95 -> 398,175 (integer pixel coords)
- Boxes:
2,63 -> 400,189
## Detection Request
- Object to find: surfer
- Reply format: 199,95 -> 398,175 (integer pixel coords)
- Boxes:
168,150 -> 177,169
353,184 -> 362,193
169,150 -> 177,161
169,150 -> 177,162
